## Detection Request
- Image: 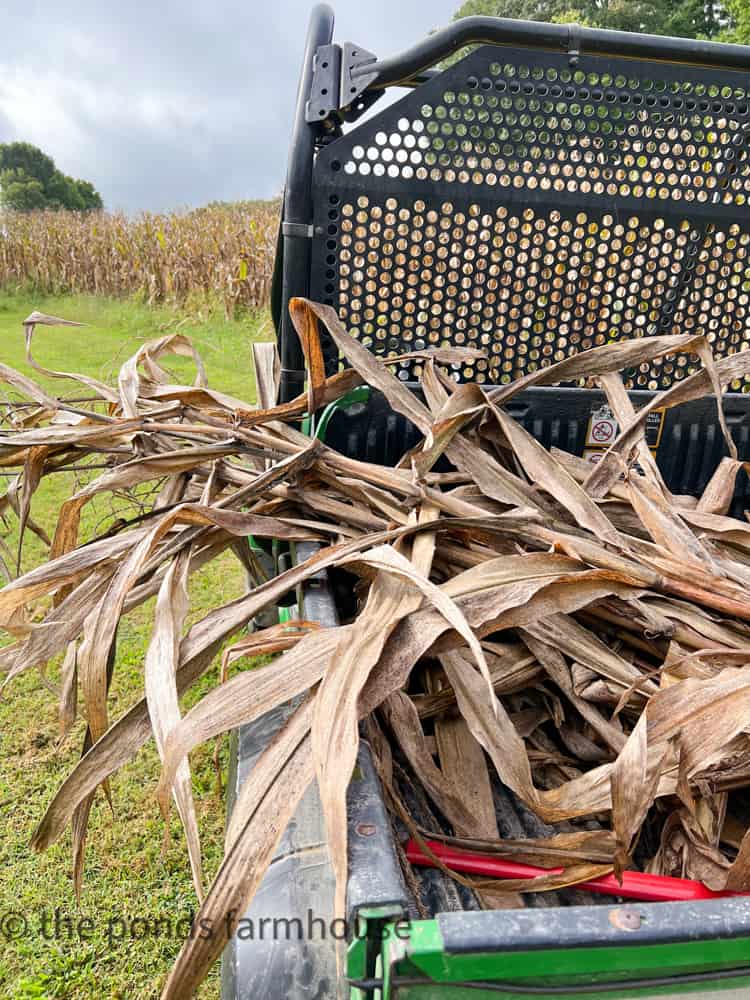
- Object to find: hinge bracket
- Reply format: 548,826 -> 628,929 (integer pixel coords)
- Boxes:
305,41 -> 378,122
305,43 -> 341,123
340,42 -> 378,108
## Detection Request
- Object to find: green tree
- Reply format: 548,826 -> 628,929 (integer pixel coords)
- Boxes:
0,142 -> 56,187
0,142 -> 103,212
0,169 -> 46,211
74,179 -> 104,212
45,171 -> 84,211
722,0 -> 750,41
452,0 -> 732,40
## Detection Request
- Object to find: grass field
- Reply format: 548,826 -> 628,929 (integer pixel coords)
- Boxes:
0,292 -> 271,999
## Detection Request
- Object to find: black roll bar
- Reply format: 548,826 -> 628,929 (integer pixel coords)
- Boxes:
355,16 -> 750,91
277,3 -> 334,405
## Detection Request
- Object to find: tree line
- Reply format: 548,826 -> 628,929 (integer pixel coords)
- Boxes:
453,0 -> 748,43
0,142 -> 102,213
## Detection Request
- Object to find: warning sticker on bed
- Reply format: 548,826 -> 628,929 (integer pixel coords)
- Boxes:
644,408 -> 665,450
583,404 -> 665,458
585,406 -> 618,448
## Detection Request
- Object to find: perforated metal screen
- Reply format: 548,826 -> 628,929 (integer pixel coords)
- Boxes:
310,44 -> 750,389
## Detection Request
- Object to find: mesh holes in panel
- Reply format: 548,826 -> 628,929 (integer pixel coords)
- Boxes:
313,47 -> 750,389
341,62 -> 750,208
322,195 -> 750,388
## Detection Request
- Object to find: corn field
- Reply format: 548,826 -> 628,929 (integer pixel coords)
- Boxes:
0,200 -> 279,316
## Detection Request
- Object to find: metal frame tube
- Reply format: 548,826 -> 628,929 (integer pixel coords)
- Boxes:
278,3 -> 334,404
354,15 -> 750,89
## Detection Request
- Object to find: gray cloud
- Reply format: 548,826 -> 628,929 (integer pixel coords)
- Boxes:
0,0 -> 457,212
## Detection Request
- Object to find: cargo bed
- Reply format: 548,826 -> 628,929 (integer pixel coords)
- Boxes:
223,5 -> 750,997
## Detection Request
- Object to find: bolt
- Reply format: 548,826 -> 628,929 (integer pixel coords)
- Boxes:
609,907 -> 642,932
356,822 -> 377,837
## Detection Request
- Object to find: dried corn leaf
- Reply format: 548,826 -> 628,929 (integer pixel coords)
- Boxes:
5,298 -> 750,1000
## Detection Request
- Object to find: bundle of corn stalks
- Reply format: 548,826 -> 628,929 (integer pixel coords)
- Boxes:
4,298 -> 750,996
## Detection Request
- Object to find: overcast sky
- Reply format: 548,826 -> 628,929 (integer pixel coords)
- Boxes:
0,1 -> 458,213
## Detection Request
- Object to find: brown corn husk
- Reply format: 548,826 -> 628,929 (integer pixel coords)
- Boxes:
4,300 -> 750,997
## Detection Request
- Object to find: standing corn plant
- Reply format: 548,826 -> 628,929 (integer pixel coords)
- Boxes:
0,201 -> 278,317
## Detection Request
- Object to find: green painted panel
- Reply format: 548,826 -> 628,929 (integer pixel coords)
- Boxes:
349,918 -> 750,999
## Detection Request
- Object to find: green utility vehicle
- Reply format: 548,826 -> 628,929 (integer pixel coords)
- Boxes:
223,7 -> 750,997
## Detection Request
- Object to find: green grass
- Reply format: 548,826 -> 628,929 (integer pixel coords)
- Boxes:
0,292 -> 272,999
0,291 -> 273,404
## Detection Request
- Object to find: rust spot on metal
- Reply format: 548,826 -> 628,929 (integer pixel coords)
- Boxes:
609,907 -> 642,932
355,822 -> 377,837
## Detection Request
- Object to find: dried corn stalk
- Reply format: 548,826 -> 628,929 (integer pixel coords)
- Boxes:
3,300 -> 750,996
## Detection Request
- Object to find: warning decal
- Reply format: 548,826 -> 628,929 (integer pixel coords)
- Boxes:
582,404 -> 665,463
585,406 -> 618,448
644,409 -> 665,451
